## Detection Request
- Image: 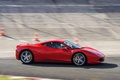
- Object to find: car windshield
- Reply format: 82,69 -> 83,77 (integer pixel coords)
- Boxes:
64,40 -> 81,49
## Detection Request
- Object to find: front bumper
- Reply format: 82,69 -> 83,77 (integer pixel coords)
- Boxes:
99,57 -> 105,62
87,56 -> 105,64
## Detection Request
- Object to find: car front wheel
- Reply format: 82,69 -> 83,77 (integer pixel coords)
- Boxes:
20,50 -> 34,64
72,53 -> 87,66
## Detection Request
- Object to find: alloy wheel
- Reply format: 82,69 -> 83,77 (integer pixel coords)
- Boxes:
73,53 -> 86,66
20,50 -> 33,64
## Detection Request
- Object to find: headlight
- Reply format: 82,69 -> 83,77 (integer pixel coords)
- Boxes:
87,50 -> 100,56
91,52 -> 100,56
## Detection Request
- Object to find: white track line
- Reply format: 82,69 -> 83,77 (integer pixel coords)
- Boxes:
0,75 -> 61,80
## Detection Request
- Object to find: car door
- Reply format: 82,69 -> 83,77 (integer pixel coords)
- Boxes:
43,42 -> 72,62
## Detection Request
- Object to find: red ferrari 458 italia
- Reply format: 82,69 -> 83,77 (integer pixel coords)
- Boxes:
16,39 -> 105,66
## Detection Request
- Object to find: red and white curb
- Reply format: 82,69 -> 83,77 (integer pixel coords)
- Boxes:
0,75 -> 61,80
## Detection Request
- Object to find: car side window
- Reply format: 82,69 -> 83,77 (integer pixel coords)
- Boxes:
44,42 -> 66,49
44,42 -> 53,48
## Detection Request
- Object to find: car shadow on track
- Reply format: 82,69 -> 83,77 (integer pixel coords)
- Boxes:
24,62 -> 118,69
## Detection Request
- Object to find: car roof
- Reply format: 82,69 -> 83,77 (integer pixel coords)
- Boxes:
39,39 -> 65,44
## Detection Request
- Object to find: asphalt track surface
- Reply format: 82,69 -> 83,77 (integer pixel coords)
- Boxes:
0,0 -> 120,80
0,57 -> 120,80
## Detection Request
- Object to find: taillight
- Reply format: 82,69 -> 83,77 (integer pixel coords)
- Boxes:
16,45 -> 20,48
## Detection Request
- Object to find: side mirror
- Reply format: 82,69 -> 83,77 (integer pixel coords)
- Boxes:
63,47 -> 69,51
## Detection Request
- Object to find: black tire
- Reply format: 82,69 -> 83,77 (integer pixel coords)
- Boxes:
72,53 -> 87,66
20,50 -> 34,64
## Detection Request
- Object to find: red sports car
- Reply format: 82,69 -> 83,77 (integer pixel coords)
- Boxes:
16,39 -> 105,66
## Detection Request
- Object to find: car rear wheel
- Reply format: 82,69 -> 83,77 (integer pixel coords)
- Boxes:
72,53 -> 87,66
20,50 -> 33,64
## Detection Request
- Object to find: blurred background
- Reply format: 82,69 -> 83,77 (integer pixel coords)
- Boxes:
0,0 -> 120,57
0,0 -> 120,80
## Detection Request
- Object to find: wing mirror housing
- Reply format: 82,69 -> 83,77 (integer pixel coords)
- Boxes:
63,47 -> 69,51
